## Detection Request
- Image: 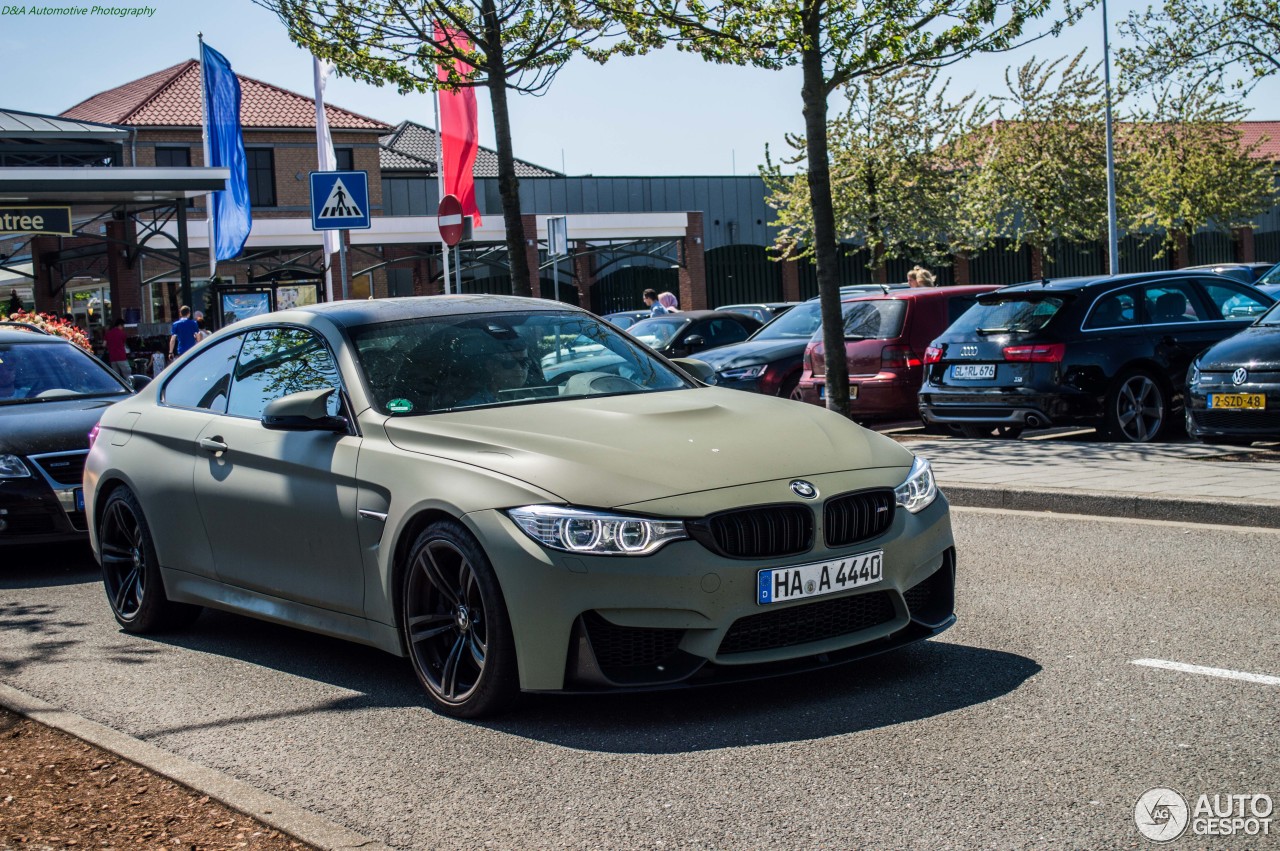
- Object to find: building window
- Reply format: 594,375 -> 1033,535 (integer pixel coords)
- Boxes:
155,147 -> 191,168
335,148 -> 354,171
245,148 -> 276,207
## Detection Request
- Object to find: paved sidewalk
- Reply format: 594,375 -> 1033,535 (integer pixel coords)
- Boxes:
896,437 -> 1280,528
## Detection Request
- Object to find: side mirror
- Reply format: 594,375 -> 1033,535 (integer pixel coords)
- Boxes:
671,357 -> 716,385
684,334 -> 707,351
262,387 -> 349,433
130,374 -> 152,392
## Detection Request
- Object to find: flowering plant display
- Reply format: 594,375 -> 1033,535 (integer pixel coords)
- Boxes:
7,310 -> 93,352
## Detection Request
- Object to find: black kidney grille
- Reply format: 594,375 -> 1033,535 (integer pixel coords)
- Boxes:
582,611 -> 684,670
707,505 -> 812,559
825,489 -> 895,548
31,452 -> 88,485
718,590 -> 897,655
1192,410 -> 1280,431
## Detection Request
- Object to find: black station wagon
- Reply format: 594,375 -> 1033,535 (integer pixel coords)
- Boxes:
918,271 -> 1275,442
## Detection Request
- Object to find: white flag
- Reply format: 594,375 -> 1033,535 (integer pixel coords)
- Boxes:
313,56 -> 341,301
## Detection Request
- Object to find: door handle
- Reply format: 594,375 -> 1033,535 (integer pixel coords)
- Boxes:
198,437 -> 228,455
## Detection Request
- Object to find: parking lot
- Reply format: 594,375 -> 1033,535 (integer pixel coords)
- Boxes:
2,506 -> 1276,849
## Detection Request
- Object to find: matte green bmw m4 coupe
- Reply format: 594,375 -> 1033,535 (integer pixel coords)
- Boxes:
86,296 -> 956,717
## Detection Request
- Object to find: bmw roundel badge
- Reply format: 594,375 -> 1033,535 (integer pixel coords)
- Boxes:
790,480 -> 818,499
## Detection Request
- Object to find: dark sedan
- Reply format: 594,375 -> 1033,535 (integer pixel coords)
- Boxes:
1,324 -> 139,544
626,310 -> 763,359
1186,303 -> 1280,445
1183,262 -> 1274,286
601,309 -> 653,330
713,302 -> 800,324
1254,262 -> 1280,299
919,271 -> 1275,441
692,300 -> 824,397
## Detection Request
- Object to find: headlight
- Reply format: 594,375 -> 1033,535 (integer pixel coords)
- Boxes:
0,454 -> 32,478
1188,360 -> 1201,386
718,365 -> 766,381
508,505 -> 688,556
894,456 -> 938,514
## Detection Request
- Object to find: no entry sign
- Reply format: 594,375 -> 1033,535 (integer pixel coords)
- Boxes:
438,194 -> 464,246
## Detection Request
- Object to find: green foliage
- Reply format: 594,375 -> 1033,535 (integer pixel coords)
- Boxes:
764,65 -> 988,271
951,52 -> 1108,260
1118,0 -> 1280,96
1117,79 -> 1275,255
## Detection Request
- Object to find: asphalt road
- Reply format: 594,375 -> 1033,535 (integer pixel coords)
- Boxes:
2,509 -> 1277,850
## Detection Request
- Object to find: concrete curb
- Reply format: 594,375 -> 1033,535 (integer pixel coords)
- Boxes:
0,682 -> 391,851
942,483 -> 1280,529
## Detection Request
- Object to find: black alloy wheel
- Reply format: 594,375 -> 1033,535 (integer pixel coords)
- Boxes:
1107,370 -> 1167,443
402,520 -> 517,718
98,488 -> 201,633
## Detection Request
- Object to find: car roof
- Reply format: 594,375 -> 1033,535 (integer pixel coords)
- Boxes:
846,285 -> 1003,301
249,295 -> 583,331
994,269 -> 1263,294
716,302 -> 797,309
0,326 -> 72,345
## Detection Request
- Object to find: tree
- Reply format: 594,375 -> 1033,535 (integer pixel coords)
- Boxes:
951,53 -> 1108,268
1118,0 -> 1280,96
764,65 -> 987,277
1117,79 -> 1274,259
260,0 -> 624,296
584,0 -> 1062,416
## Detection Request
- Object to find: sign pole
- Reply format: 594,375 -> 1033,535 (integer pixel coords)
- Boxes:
339,231 -> 350,300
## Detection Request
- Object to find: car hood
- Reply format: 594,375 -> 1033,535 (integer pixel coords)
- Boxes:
382,387 -> 914,508
0,396 -> 120,456
693,339 -> 809,370
1199,326 -> 1280,371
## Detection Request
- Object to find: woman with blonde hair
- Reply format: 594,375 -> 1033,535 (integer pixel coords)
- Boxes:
907,266 -> 937,287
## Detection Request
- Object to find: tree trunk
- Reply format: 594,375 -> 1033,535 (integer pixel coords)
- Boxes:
482,0 -> 531,297
801,4 -> 849,417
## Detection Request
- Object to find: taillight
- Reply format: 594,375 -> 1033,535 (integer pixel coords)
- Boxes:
88,423 -> 100,449
924,346 -> 943,365
1003,343 -> 1065,363
880,345 -> 921,369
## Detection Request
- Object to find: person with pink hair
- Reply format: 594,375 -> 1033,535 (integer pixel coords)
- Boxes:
657,291 -> 679,312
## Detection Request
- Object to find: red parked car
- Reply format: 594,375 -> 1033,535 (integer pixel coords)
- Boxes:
797,286 -> 1002,421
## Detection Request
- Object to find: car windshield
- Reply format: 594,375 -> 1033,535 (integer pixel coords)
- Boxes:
950,295 -> 1065,336
753,302 -> 823,340
351,310 -> 691,415
1257,301 -> 1280,326
1256,263 -> 1280,288
0,340 -> 128,405
842,300 -> 907,339
627,315 -> 687,349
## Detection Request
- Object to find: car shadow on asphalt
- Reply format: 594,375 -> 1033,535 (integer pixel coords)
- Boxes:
0,543 -> 100,589
140,608 -> 1038,751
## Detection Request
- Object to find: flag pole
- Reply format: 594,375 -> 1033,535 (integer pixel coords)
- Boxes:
433,42 -> 451,295
196,32 -> 212,308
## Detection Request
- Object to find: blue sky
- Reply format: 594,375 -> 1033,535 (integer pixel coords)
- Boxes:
3,0 -> 1276,176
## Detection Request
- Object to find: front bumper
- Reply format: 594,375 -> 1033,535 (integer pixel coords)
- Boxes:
0,472 -> 87,545
1186,381 -> 1280,440
468,489 -> 956,692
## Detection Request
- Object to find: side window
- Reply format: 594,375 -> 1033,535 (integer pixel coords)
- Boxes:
706,319 -> 750,346
225,328 -> 342,420
1085,290 -> 1138,329
1142,283 -> 1206,324
161,334 -> 243,412
1198,279 -> 1272,320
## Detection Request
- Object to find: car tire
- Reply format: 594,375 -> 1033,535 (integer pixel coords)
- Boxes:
958,424 -> 1024,439
98,487 -> 202,633
401,519 -> 519,719
1105,369 -> 1168,443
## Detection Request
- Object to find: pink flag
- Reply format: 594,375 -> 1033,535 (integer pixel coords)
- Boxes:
435,26 -> 482,227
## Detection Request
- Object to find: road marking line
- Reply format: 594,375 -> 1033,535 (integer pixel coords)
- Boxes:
1132,659 -> 1280,686
951,505 -> 1280,533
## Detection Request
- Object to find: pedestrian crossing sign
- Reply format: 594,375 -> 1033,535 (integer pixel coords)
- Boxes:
310,171 -> 371,230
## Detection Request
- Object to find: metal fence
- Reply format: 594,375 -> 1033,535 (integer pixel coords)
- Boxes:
705,244 -> 783,306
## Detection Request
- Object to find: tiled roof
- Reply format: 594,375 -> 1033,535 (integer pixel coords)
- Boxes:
379,121 -> 559,177
1237,122 -> 1280,160
60,60 -> 390,131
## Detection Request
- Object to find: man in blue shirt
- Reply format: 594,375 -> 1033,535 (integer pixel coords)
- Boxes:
169,305 -> 200,361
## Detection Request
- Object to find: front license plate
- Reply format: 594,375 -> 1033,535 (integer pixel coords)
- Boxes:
817,384 -> 858,400
757,551 -> 883,605
951,364 -> 996,380
1208,393 -> 1265,410
74,489 -> 84,511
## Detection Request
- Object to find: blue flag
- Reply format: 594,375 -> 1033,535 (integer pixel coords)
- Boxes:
201,42 -> 252,262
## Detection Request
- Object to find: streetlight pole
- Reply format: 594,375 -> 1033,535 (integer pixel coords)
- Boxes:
1102,0 -> 1120,274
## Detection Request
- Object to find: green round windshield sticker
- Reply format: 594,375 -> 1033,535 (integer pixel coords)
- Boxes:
388,398 -> 414,414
